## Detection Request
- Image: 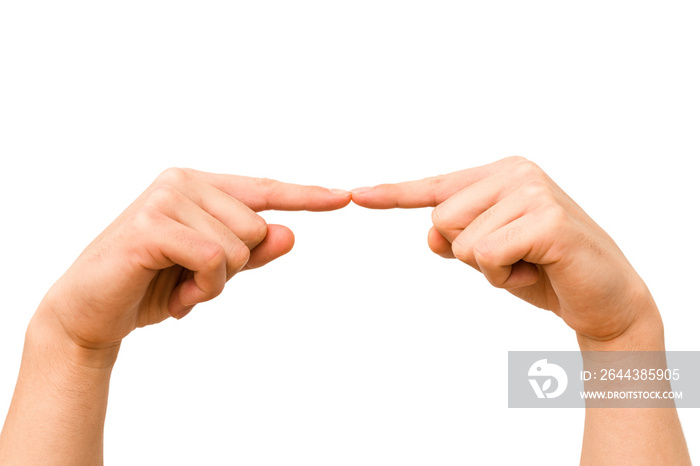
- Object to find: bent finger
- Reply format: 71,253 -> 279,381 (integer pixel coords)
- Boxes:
243,224 -> 296,270
129,211 -> 230,318
430,164 -> 550,242
427,226 -> 455,258
142,185 -> 252,277
472,213 -> 561,289
152,169 -> 268,249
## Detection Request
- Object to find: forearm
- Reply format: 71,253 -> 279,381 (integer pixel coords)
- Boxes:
0,307 -> 119,465
578,302 -> 691,465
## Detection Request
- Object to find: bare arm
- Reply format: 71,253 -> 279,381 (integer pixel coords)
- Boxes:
351,156 -> 691,465
576,316 -> 689,465
0,168 -> 351,465
0,312 -> 118,465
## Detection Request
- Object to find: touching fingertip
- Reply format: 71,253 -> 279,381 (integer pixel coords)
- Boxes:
350,186 -> 373,195
328,188 -> 351,197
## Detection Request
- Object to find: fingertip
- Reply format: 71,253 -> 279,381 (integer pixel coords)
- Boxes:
428,226 -> 455,258
168,290 -> 195,320
312,188 -> 352,211
503,261 -> 540,289
478,259 -> 539,290
244,224 -> 295,270
351,182 -> 434,209
350,186 -> 383,208
328,188 -> 351,197
333,190 -> 353,209
176,305 -> 195,320
350,186 -> 374,195
268,224 -> 295,256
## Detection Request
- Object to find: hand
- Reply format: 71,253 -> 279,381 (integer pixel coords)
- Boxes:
37,168 -> 351,354
351,156 -> 662,350
0,168 -> 351,464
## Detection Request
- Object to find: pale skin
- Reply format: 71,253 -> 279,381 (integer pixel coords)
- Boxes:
0,158 -> 691,464
0,168 -> 352,464
351,156 -> 691,465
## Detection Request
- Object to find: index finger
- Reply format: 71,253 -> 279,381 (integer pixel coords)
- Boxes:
187,171 -> 352,212
350,157 -> 520,209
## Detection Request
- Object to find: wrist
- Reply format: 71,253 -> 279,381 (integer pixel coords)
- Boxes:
27,304 -> 121,371
576,294 -> 665,352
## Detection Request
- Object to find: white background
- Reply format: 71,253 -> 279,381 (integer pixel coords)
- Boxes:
1,1 -> 698,464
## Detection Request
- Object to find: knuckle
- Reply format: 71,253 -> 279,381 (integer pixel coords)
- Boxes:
428,174 -> 449,201
156,167 -> 189,187
145,184 -> 181,209
542,203 -> 569,227
428,174 -> 448,189
132,205 -> 161,231
255,177 -> 278,193
512,158 -> 545,181
520,179 -> 550,201
504,155 -> 529,165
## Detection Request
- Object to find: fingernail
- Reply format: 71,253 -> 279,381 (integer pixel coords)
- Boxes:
328,188 -> 351,196
351,187 -> 373,194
